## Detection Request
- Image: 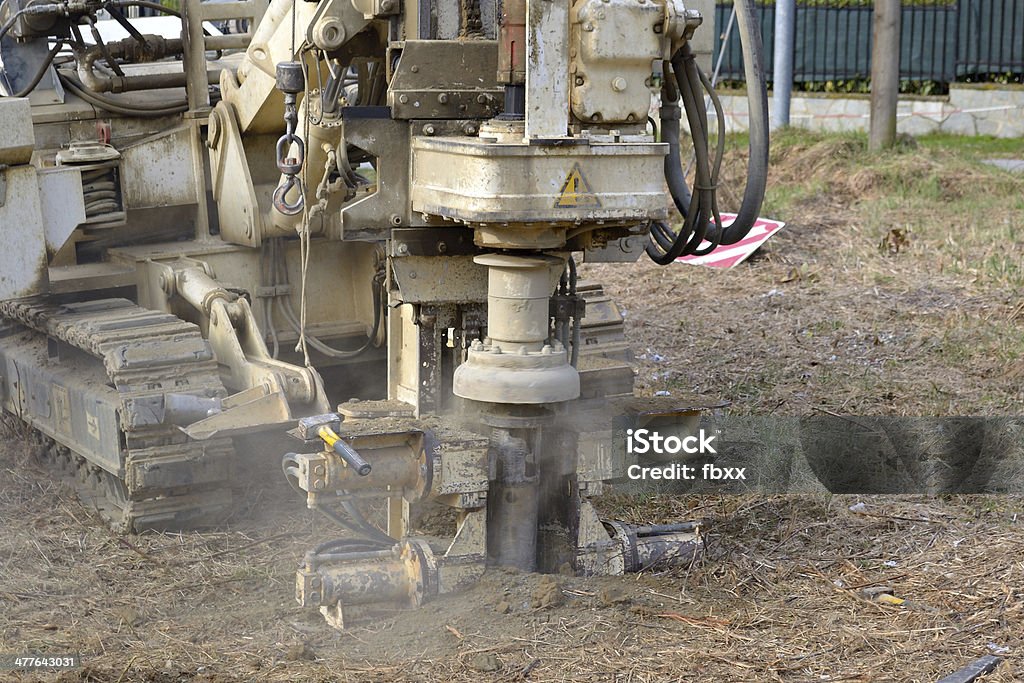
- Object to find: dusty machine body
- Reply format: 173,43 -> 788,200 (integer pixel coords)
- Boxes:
0,0 -> 766,626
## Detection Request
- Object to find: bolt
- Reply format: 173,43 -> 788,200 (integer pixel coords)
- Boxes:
313,480 -> 324,489
575,76 -> 585,86
438,93 -> 449,104
461,122 -> 478,135
423,124 -> 436,136
311,577 -> 321,588
397,242 -> 409,254
380,0 -> 393,9
391,214 -> 403,226
541,344 -> 553,355
584,22 -> 594,31
313,464 -> 325,476
399,94 -> 409,104
612,77 -> 628,92
492,345 -> 502,355
518,346 -> 528,355
309,591 -> 321,604
437,241 -> 448,253
409,271 -> 417,279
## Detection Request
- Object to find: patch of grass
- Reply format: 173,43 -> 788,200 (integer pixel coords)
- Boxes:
915,132 -> 1024,159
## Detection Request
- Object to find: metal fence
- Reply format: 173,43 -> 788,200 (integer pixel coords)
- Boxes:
714,1 -> 1024,85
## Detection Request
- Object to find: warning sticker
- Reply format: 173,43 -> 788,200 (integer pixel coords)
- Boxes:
555,163 -> 601,208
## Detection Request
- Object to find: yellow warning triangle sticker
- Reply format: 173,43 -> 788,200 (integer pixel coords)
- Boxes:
555,163 -> 601,208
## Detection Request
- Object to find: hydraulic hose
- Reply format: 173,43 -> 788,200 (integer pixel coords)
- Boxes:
716,0 -> 770,246
281,453 -> 396,545
648,0 -> 769,262
58,72 -> 189,116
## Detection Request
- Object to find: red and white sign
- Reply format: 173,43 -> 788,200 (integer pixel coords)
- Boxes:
676,214 -> 785,269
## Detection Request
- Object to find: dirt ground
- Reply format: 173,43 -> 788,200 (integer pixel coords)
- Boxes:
2,131 -> 1024,682
2,440 -> 1021,682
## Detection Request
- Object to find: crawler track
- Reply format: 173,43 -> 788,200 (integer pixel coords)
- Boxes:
0,298 -> 235,531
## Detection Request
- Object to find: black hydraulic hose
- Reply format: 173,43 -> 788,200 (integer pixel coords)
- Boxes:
58,72 -> 188,116
647,46 -> 715,264
659,79 -> 692,218
304,542 -> 393,570
282,449 -> 394,545
648,0 -> 769,262
675,47 -> 714,253
317,503 -> 396,545
315,502 -> 380,538
705,0 -> 768,246
339,499 -> 394,541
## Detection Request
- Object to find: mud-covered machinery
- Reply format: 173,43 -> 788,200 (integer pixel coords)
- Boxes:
0,0 -> 767,627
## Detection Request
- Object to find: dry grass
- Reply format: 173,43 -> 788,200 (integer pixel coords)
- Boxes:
2,434 -> 1021,681
587,129 -> 1024,414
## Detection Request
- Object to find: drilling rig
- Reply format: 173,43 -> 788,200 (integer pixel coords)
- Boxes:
0,0 -> 768,627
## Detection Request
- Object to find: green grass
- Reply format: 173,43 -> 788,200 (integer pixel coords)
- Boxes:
915,132 -> 1024,159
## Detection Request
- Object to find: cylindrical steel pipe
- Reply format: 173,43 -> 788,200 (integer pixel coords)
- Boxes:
477,253 -> 561,352
205,33 -> 252,51
486,428 -> 539,572
772,0 -> 796,129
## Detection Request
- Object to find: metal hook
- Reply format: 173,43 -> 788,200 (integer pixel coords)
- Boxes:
273,175 -> 304,216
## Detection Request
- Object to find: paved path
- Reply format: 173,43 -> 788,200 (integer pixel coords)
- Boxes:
983,159 -> 1024,173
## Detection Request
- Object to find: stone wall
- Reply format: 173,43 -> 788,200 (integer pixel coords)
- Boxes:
707,85 -> 1024,138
